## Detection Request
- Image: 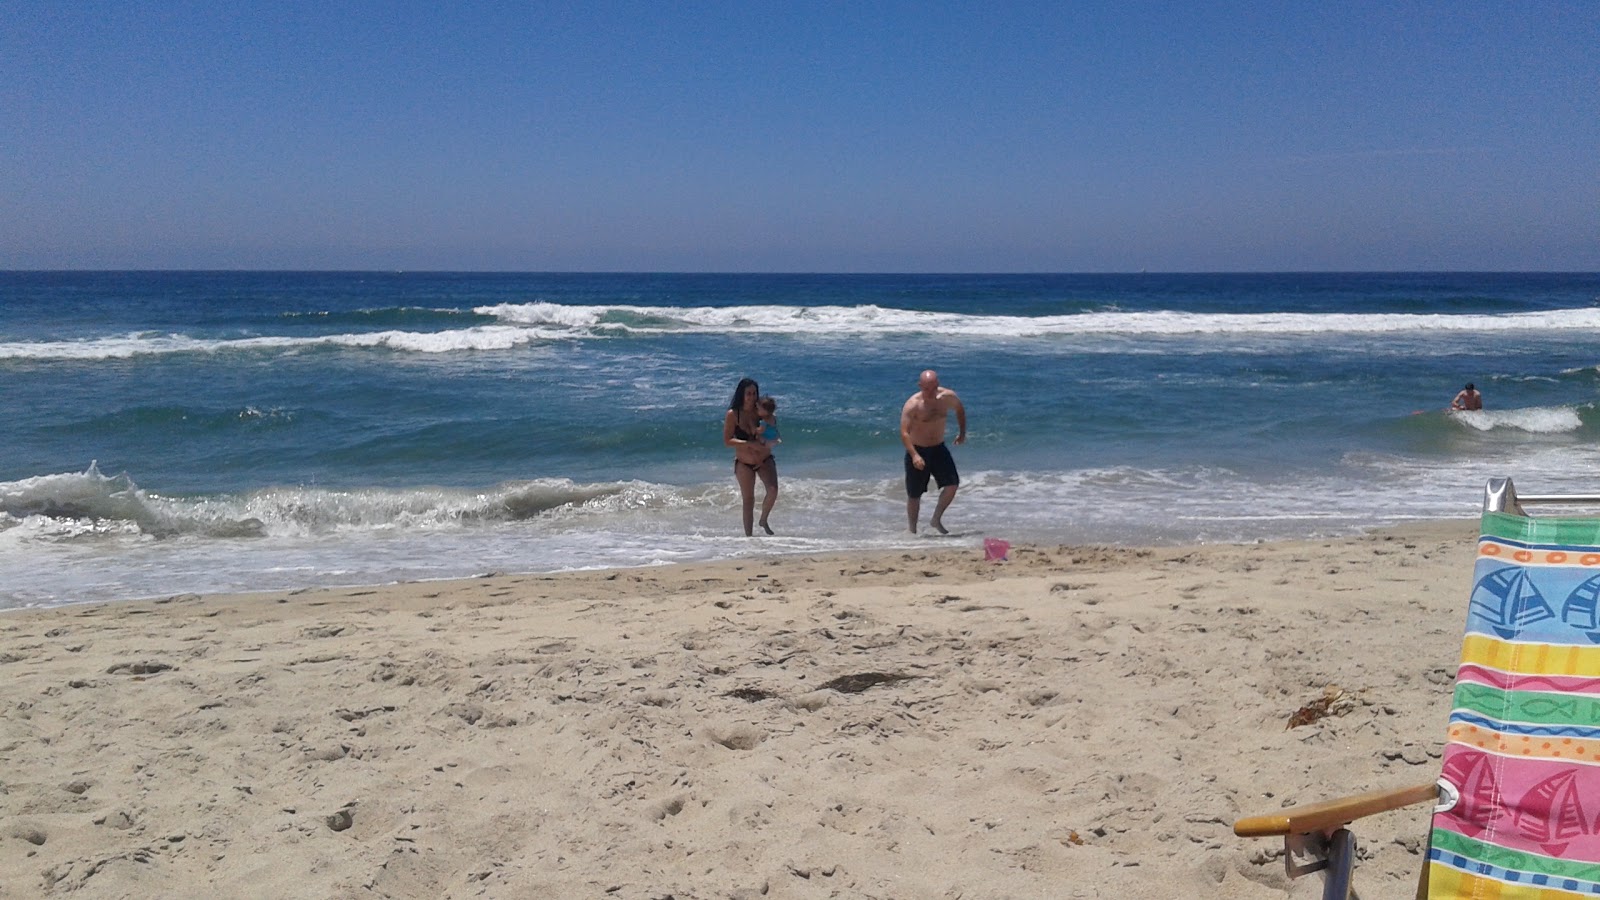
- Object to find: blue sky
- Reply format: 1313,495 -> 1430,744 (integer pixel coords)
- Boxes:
4,2 -> 1597,272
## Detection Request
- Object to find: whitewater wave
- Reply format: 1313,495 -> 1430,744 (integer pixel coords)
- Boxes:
479,302 -> 1600,337
1448,405 -> 1587,434
0,325 -> 576,360
17,456 -> 1600,608
6,303 -> 1600,361
0,463 -> 705,543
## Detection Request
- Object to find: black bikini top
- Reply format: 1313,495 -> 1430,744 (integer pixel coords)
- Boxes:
732,412 -> 756,441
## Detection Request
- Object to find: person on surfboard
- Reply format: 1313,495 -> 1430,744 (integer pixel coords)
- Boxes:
1451,383 -> 1483,411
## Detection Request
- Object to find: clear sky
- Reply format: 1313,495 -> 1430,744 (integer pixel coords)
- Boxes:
4,1 -> 1597,272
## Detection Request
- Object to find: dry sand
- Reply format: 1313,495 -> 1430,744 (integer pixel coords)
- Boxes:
0,521 -> 1480,899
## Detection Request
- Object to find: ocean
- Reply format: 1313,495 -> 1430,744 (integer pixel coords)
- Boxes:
3,271 -> 1599,610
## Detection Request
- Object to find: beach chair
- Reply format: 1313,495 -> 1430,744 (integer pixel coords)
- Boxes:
1234,477 -> 1600,900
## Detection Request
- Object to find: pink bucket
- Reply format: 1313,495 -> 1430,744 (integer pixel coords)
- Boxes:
983,537 -> 1010,562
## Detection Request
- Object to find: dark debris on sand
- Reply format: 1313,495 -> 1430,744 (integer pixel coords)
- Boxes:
819,672 -> 917,694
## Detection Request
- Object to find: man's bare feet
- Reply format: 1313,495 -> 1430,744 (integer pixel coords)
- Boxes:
930,520 -> 949,535
759,521 -> 773,535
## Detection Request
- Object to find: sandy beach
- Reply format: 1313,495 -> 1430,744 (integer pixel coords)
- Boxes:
0,521 -> 1480,899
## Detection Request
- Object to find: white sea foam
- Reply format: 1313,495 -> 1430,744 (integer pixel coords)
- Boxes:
6,304 -> 1600,361
0,463 -> 163,531
479,302 -> 1600,337
1448,406 -> 1585,434
0,325 -> 572,360
325,325 -> 568,353
0,464 -> 731,544
13,450 -> 1600,609
2,461 -> 1488,551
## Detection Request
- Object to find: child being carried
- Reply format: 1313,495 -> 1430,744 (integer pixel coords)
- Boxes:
758,395 -> 781,446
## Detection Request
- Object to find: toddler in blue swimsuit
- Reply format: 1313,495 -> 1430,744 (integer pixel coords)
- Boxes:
758,395 -> 781,445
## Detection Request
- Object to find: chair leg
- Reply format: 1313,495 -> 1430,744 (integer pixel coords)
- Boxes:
1321,828 -> 1356,900
1282,827 -> 1359,899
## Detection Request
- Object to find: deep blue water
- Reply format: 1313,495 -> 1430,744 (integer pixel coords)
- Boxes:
3,271 -> 1600,608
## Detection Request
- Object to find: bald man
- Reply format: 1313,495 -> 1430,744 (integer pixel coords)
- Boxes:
900,369 -> 967,534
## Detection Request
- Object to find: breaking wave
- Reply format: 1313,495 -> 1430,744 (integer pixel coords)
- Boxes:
5,303 -> 1600,360
0,463 -> 700,542
1448,406 -> 1589,434
478,302 -> 1600,338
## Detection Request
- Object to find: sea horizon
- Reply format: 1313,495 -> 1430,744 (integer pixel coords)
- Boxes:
8,268 -> 1598,275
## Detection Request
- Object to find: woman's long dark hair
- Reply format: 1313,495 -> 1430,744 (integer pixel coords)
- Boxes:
729,378 -> 759,411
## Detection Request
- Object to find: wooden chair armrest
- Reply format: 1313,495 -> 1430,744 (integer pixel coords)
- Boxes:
1234,782 -> 1439,837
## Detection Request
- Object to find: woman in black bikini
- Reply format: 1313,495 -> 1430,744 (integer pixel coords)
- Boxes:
724,377 -> 778,535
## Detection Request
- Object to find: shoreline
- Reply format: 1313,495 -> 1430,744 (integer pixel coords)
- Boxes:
1,520 -> 1479,897
0,513 -> 1480,615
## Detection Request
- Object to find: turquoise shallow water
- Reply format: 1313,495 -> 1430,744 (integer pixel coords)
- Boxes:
3,271 -> 1600,608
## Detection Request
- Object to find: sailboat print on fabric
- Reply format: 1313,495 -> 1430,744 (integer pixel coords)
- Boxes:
1440,749 -> 1503,834
1512,769 -> 1590,857
1562,573 -> 1600,643
1471,565 -> 1555,639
